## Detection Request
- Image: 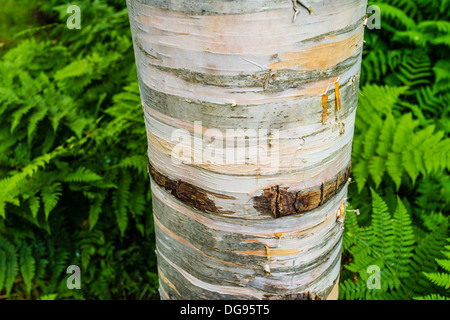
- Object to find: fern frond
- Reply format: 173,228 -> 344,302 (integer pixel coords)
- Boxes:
340,192 -> 447,300
423,272 -> 450,288
409,220 -> 449,298
112,171 -> 131,236
28,194 -> 40,219
392,197 -> 415,277
375,3 -> 416,30
436,258 -> 450,272
63,167 -> 102,183
415,293 -> 449,300
339,279 -> 368,300
353,86 -> 450,190
41,182 -> 62,220
0,239 -> 19,296
88,194 -> 105,231
19,245 -> 36,295
117,155 -> 147,176
370,189 -> 394,250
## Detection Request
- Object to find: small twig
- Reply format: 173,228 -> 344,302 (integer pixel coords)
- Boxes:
242,58 -> 273,89
292,0 -> 316,23
347,209 -> 360,216
242,58 -> 267,72
296,0 -> 316,15
292,0 -> 300,23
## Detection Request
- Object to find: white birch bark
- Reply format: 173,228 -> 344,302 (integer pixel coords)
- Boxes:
127,0 -> 367,300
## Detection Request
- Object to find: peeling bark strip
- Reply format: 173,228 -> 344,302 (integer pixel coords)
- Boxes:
148,161 -> 236,215
127,0 -> 367,300
254,165 -> 351,218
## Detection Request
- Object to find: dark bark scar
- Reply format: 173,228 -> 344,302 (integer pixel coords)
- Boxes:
148,160 -> 236,214
254,164 -> 351,218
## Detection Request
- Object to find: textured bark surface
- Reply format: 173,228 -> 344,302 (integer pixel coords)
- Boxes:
127,0 -> 367,300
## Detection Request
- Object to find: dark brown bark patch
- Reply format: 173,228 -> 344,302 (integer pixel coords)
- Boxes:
321,179 -> 337,206
253,186 -> 279,217
148,161 -> 235,214
254,164 -> 351,218
294,188 -> 322,213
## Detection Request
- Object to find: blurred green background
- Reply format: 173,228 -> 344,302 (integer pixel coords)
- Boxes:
0,0 -> 448,300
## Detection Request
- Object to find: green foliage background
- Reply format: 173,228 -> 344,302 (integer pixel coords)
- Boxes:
0,0 -> 448,300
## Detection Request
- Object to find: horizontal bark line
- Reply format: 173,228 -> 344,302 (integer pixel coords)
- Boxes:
149,153 -> 351,218
144,118 -> 350,162
132,0 -> 289,15
148,157 -> 237,215
134,30 -> 364,104
154,218 -> 343,281
296,17 -> 366,45
254,163 -> 351,218
156,235 -> 343,299
137,65 -> 362,107
147,137 -> 353,209
132,16 -> 365,75
138,51 -> 362,90
132,0 -> 365,16
155,226 -> 343,299
157,254 -> 339,300
154,215 -> 245,269
139,72 -> 361,131
129,1 -> 366,77
156,248 -> 265,300
151,179 -> 348,235
152,186 -> 345,281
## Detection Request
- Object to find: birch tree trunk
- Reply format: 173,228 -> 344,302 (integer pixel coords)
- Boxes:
127,0 -> 368,300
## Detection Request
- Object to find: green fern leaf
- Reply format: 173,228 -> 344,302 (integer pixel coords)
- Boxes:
376,3 -> 416,29
89,194 -> 105,231
368,156 -> 385,188
63,167 -> 102,183
28,194 -> 40,219
3,245 -> 19,296
370,189 -> 395,256
436,258 -> 450,272
352,161 -> 369,193
386,152 -> 403,190
423,272 -> 450,288
375,113 -> 396,157
113,171 -> 131,236
392,197 -> 415,277
415,293 -> 449,300
41,182 -> 62,220
40,293 -> 58,300
19,245 -> 36,295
